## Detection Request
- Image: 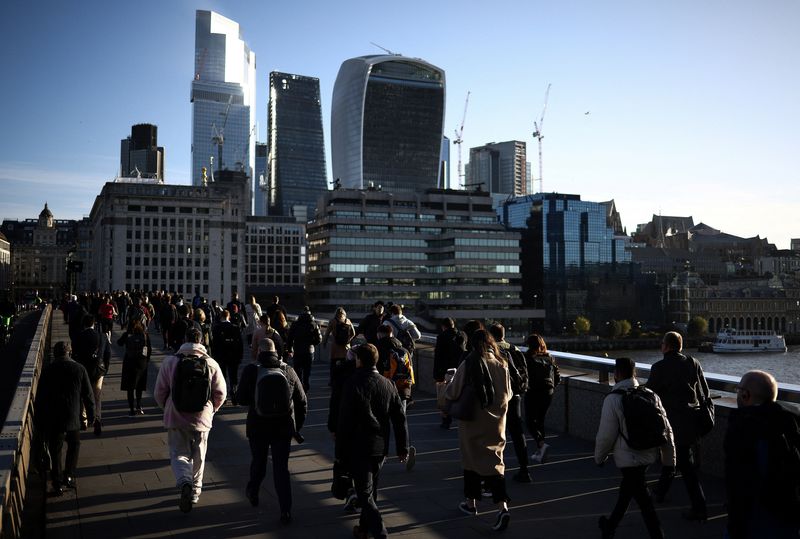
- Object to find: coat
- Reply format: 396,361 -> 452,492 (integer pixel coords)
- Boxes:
212,321 -> 243,366
433,328 -> 467,382
594,377 -> 675,469
646,351 -> 709,445
445,351 -> 511,476
36,356 -> 95,432
323,318 -> 355,361
118,331 -> 151,391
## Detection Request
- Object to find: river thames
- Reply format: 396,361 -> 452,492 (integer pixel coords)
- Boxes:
583,346 -> 800,385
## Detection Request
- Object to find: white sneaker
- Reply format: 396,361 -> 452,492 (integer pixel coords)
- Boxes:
530,450 -> 542,464
539,443 -> 550,464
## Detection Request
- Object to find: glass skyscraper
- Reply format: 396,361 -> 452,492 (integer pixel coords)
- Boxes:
267,72 -> 328,220
468,141 -> 528,197
191,10 -> 256,213
331,55 -> 445,194
254,142 -> 267,216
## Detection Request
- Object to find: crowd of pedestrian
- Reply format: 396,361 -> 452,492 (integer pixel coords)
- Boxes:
33,292 -> 798,538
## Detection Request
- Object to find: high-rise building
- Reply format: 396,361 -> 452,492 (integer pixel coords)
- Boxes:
440,136 -> 451,189
244,216 -> 306,308
120,124 -> 164,180
254,142 -> 267,216
467,141 -> 528,197
331,55 -> 445,194
0,232 -> 10,292
267,72 -> 328,219
191,10 -> 256,213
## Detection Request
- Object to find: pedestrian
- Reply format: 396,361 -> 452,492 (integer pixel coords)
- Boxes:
244,295 -> 262,347
72,313 -> 110,436
250,313 -> 284,361
35,341 -> 95,495
357,301 -> 385,346
382,304 -> 421,359
434,318 -> 467,430
195,308 -> 212,349
97,294 -> 117,339
212,309 -> 244,403
489,323 -> 531,483
595,357 -> 674,539
159,295 -> 177,350
272,310 -> 289,346
226,291 -> 245,316
154,327 -> 227,512
118,321 -> 151,416
236,338 -> 307,524
323,307 -> 355,384
646,331 -> 710,521
724,370 -> 800,538
266,295 -> 288,330
524,333 -> 560,464
285,306 -> 322,392
337,344 -> 408,539
444,329 -> 512,531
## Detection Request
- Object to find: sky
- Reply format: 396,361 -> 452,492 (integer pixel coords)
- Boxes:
1,0 -> 798,248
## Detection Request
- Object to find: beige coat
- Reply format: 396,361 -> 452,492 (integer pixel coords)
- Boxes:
445,352 -> 511,476
323,318 -> 355,361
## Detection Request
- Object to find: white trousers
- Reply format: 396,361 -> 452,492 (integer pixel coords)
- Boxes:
167,428 -> 209,496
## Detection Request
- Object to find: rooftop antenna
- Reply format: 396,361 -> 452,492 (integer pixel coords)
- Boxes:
453,91 -> 471,189
369,42 -> 397,55
532,83 -> 551,193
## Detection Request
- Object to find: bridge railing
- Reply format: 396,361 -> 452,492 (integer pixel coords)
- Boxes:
0,305 -> 51,539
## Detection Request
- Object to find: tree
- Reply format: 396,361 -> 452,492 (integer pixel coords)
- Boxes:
619,319 -> 632,338
575,316 -> 591,335
687,316 -> 709,338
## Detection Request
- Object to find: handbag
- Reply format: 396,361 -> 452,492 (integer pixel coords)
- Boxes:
695,393 -> 715,437
436,382 -> 449,411
331,460 -> 353,500
445,383 -> 478,421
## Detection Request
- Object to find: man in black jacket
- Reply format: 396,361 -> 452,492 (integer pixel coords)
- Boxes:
357,301 -> 385,346
72,314 -> 110,436
336,344 -> 408,539
36,341 -> 95,494
285,307 -> 321,392
236,338 -> 307,525
212,309 -> 244,402
724,370 -> 800,539
646,331 -> 708,521
434,318 -> 467,430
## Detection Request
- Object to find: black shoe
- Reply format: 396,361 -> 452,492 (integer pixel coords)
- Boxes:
440,418 -> 452,429
650,487 -> 665,503
353,525 -> 368,539
458,501 -> 477,516
492,509 -> 510,531
512,470 -> 531,483
93,420 -> 102,437
245,483 -> 259,507
62,476 -> 76,489
280,511 -> 291,525
681,509 -> 707,523
179,483 -> 193,513
129,410 -> 136,417
598,516 -> 615,539
405,446 -> 416,471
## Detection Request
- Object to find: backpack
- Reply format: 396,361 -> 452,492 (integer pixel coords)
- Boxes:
172,353 -> 212,413
498,345 -> 528,394
125,332 -> 148,367
529,354 -> 558,390
307,321 -> 322,346
387,318 -> 416,354
254,363 -> 293,418
386,345 -> 415,390
611,386 -> 671,451
333,322 -> 351,346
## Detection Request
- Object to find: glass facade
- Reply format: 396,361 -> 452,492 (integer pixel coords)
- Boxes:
254,142 -> 267,216
267,72 -> 328,219
468,141 -> 527,196
331,56 -> 445,194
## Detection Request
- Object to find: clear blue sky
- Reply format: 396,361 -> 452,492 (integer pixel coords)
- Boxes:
1,0 -> 798,248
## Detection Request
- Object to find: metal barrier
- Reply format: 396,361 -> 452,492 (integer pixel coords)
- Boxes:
0,305 -> 51,539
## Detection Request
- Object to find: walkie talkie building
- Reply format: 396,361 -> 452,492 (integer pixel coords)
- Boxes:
331,55 -> 445,194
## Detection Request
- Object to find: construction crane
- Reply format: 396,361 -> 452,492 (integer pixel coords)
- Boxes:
211,95 -> 233,172
453,91 -> 471,189
532,83 -> 551,193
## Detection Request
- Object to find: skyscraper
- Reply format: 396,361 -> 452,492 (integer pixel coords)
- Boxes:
467,140 -> 528,197
254,142 -> 267,216
440,136 -> 451,189
191,10 -> 256,212
267,71 -> 327,219
331,55 -> 445,194
120,124 -> 164,180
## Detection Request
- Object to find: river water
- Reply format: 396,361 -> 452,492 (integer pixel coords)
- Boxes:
581,346 -> 800,385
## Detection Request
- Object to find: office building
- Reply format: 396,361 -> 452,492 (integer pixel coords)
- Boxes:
120,124 -> 165,180
267,72 -> 328,219
331,55 -> 445,194
307,188 -> 538,327
440,136 -> 451,189
244,216 -> 306,308
191,10 -> 256,213
0,232 -> 10,292
467,141 -> 528,197
88,174 -> 248,301
254,142 -> 267,216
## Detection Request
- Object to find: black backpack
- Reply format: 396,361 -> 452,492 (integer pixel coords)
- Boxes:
387,319 -> 416,354
499,345 -> 529,394
612,386 -> 671,450
125,333 -> 148,368
172,353 -> 212,413
333,322 -> 351,346
255,363 -> 292,418
529,354 -> 558,390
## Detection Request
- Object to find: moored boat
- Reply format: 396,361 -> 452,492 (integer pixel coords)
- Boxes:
711,328 -> 787,353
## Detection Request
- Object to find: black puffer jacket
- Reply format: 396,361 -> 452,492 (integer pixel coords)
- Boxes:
36,357 -> 95,432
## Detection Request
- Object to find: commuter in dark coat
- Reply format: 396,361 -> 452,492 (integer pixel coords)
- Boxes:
336,344 -> 408,539
646,331 -> 709,521
118,321 -> 151,415
236,338 -> 307,525
434,318 -> 467,429
35,341 -> 95,495
285,307 -> 322,392
724,370 -> 800,539
357,301 -> 385,346
212,309 -> 244,401
72,314 -> 110,436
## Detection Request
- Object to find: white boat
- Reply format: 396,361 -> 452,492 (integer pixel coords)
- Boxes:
711,328 -> 787,353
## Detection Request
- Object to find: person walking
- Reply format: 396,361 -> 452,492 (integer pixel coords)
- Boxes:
154,327 -> 226,512
72,314 -> 110,436
118,321 -> 151,415
236,338 -> 307,524
646,331 -> 710,521
724,370 -> 800,539
444,329 -> 512,531
285,306 -> 322,392
250,313 -> 284,361
382,304 -> 421,359
357,301 -> 385,346
434,318 -> 467,430
595,357 -> 674,539
212,309 -> 244,403
243,295 -> 262,348
524,334 -> 560,464
35,341 -> 96,495
323,307 -> 355,384
337,344 -> 408,539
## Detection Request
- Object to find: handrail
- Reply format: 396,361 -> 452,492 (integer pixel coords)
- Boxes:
0,305 -> 51,539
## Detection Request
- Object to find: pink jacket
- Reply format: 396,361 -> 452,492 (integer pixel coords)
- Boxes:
154,342 -> 227,432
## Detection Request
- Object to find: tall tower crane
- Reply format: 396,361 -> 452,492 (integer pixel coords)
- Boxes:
532,83 -> 551,193
211,95 -> 233,172
453,91 -> 470,189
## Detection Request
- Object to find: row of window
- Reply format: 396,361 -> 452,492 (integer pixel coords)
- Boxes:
127,230 -> 210,242
330,210 -> 497,224
125,270 -> 210,280
309,263 -> 520,274
127,205 -> 212,215
125,244 -> 212,255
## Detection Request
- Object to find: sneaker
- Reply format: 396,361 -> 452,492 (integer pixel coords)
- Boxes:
62,476 -> 76,489
492,509 -> 510,531
128,410 -> 136,417
191,494 -> 200,504
179,483 -> 193,513
245,483 -> 259,507
280,511 -> 292,525
405,446 -> 416,471
137,408 -> 145,415
512,470 -> 531,483
93,420 -> 102,437
343,491 -> 359,513
458,501 -> 478,516
538,443 -> 550,463
530,449 -> 542,464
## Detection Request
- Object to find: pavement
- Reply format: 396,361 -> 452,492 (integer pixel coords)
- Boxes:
43,317 -> 728,538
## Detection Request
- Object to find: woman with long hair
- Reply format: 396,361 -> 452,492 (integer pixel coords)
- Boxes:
119,321 -> 151,415
524,333 -> 561,464
445,329 -> 512,531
